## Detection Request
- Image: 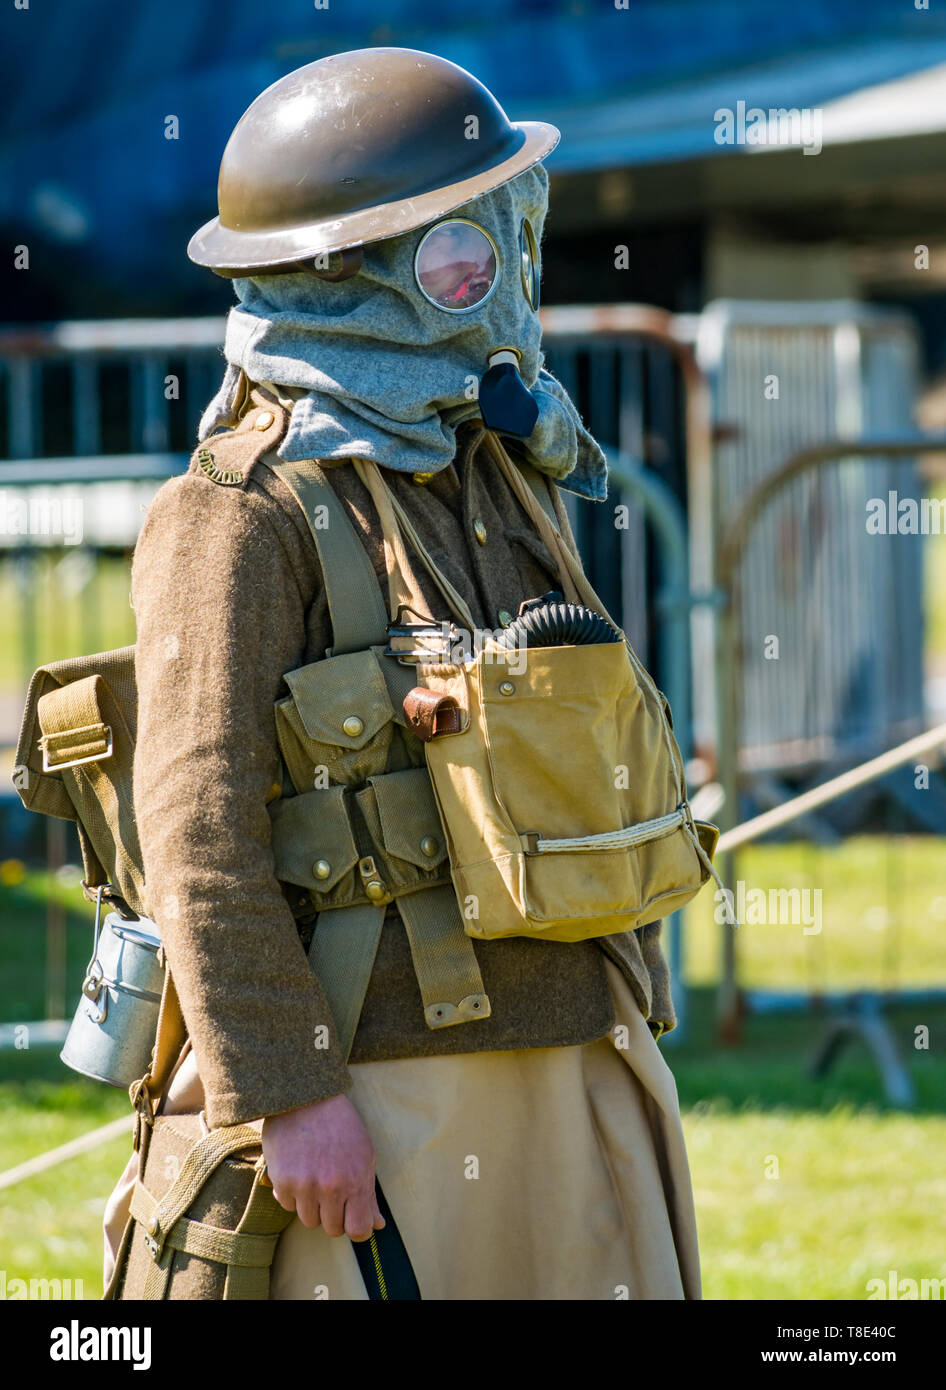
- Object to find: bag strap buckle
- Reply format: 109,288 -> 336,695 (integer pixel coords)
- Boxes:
41,722 -> 113,771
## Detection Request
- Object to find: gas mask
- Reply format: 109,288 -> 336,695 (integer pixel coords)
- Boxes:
199,165 -> 607,500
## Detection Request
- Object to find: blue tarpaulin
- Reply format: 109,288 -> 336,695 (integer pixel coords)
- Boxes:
1,0 -> 944,296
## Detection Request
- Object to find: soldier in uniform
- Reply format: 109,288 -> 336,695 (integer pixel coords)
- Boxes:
103,47 -> 702,1300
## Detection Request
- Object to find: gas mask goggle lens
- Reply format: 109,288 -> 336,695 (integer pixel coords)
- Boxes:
413,216 -> 540,314
519,217 -> 539,311
414,218 -> 500,312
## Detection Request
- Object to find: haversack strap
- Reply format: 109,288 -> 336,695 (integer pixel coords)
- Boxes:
264,456 -> 390,655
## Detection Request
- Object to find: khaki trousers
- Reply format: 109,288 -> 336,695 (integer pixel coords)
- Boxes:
104,961 -> 700,1300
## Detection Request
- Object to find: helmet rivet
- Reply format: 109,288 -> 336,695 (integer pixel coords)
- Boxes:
255,411 -> 274,431
313,860 -> 332,881
342,715 -> 364,737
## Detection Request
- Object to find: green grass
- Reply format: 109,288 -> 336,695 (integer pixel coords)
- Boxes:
684,836 -> 946,993
0,1072 -> 130,1300
685,1104 -> 946,1300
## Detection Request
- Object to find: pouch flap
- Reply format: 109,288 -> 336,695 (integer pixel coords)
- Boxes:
369,766 -> 448,868
269,784 -> 359,891
284,650 -> 394,750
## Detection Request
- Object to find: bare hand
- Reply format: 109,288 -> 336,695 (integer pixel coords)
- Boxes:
261,1093 -> 385,1241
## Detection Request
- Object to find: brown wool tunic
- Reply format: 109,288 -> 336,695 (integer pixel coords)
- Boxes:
130,384 -> 676,1128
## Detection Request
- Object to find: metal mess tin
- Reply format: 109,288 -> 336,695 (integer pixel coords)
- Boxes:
60,887 -> 164,1088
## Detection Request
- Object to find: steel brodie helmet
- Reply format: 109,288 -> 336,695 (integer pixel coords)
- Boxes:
187,47 -> 560,278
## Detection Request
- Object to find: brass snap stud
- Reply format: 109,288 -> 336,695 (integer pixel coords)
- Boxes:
342,715 -> 364,737
420,835 -> 439,858
365,880 -> 387,903
255,411 -> 275,431
313,860 -> 332,881
499,681 -> 515,696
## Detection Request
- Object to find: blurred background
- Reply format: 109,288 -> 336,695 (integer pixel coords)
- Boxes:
1,0 -> 945,1301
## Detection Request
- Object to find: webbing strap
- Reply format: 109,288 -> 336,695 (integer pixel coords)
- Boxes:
307,902 -> 385,1060
166,1214 -> 279,1267
397,885 -> 490,1029
352,458 -> 478,634
147,1125 -> 262,1254
222,1261 -> 271,1301
265,457 -> 390,655
482,433 -> 607,612
224,1165 -> 294,1300
36,673 -> 144,906
130,969 -> 186,1123
518,459 -> 561,530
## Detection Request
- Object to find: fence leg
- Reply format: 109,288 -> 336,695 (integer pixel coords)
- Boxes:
807,998 -> 916,1108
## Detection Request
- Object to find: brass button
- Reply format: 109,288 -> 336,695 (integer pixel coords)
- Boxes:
473,517 -> 487,546
342,715 -> 364,737
313,859 -> 332,881
499,681 -> 515,696
413,471 -> 435,485
146,1216 -> 159,1235
420,835 -> 439,858
365,880 -> 387,902
255,411 -> 275,431
498,609 -> 512,627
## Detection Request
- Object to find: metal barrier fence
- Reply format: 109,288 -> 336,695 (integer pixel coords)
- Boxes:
690,299 -> 926,777
712,432 -> 946,1043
